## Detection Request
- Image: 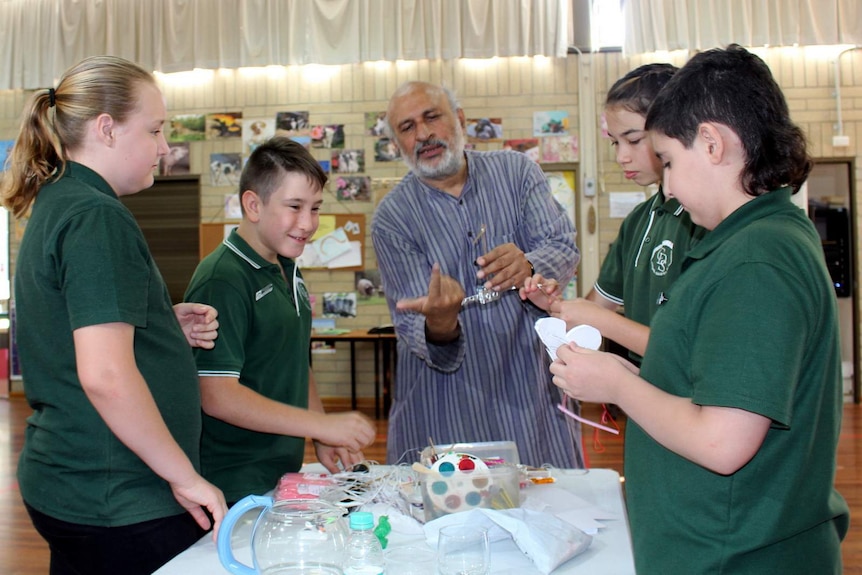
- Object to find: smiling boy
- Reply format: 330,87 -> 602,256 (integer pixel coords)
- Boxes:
185,137 -> 375,503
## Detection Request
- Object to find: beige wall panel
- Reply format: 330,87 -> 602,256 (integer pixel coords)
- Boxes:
2,48 -> 862,399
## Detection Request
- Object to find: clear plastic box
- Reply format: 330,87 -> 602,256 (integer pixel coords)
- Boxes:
418,440 -> 520,467
419,463 -> 521,521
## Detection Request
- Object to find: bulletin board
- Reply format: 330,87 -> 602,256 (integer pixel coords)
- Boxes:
199,222 -> 239,259
198,213 -> 365,271
298,213 -> 366,271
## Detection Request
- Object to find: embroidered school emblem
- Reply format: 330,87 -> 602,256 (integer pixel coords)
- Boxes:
650,240 -> 674,277
295,277 -> 312,310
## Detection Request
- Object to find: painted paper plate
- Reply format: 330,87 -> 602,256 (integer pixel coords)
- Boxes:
426,452 -> 492,513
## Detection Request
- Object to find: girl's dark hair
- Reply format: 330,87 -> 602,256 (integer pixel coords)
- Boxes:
606,63 -> 678,115
645,44 -> 811,196
1,55 -> 156,218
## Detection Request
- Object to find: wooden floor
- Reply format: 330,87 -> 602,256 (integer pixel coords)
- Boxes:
1,396 -> 860,573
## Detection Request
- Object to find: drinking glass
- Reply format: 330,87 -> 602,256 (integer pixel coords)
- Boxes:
436,525 -> 490,575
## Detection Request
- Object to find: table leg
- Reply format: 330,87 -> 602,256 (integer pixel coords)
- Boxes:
382,338 -> 394,416
373,340 -> 381,419
350,340 -> 357,410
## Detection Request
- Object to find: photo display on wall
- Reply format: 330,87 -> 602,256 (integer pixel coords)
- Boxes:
331,149 -> 365,173
311,125 -> 345,149
206,112 -> 242,139
533,111 -> 569,137
466,117 -> 503,142
275,111 -> 310,137
159,142 -> 190,175
334,176 -> 371,201
243,117 -> 275,155
209,153 -> 241,186
168,114 -> 205,142
365,112 -> 387,136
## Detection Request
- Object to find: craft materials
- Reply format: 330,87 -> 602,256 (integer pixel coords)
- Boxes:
557,402 -> 620,435
373,515 -> 391,549
427,437 -> 439,464
274,472 -> 336,501
534,319 -> 620,434
419,452 -> 520,520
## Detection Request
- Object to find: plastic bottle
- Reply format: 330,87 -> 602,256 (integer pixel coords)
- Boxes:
343,511 -> 385,575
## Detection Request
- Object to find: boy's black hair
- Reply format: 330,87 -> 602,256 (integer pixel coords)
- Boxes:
606,63 -> 678,116
238,136 -> 327,212
645,44 -> 811,196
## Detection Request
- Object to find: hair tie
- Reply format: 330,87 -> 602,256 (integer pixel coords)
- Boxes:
48,87 -> 56,108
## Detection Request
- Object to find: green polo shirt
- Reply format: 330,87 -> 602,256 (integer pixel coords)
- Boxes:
185,229 -> 311,501
594,189 -> 705,362
629,188 -> 849,574
15,162 -> 201,526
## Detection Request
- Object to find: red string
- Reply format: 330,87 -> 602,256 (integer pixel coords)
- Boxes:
591,404 -> 622,453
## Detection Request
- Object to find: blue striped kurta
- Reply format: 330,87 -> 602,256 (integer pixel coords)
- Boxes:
371,150 -> 585,468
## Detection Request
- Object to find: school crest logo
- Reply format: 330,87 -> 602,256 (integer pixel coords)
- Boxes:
295,277 -> 312,310
650,240 -> 674,277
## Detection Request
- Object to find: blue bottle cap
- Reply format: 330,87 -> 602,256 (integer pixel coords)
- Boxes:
349,511 -> 374,530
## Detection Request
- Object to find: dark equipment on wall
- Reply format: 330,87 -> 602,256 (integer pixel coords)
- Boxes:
809,201 -> 852,298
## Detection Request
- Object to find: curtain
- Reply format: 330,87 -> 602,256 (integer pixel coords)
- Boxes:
624,0 -> 862,55
0,0 -> 569,90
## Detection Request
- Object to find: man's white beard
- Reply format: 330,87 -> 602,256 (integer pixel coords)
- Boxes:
403,126 -> 466,180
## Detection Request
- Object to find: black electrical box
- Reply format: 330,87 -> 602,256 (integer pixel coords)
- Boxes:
809,203 -> 852,298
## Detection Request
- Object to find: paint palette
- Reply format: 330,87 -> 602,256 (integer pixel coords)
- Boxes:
431,452 -> 490,476
420,453 -> 520,521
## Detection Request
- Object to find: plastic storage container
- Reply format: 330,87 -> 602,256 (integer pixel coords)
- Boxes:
419,463 -> 521,521
419,440 -> 520,467
343,511 -> 385,575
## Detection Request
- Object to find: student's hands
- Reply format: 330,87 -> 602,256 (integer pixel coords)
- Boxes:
549,297 -> 609,331
174,303 -> 219,349
169,473 -> 227,541
549,342 -> 639,404
476,242 -> 531,292
314,442 -> 366,474
396,263 -> 464,341
311,411 -> 375,473
520,273 -> 562,311
313,411 -> 376,453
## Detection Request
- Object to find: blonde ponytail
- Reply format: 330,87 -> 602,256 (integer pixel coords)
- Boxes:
1,89 -> 63,218
0,55 -> 156,219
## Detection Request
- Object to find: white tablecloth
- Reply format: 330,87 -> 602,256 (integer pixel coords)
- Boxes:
154,467 -> 634,575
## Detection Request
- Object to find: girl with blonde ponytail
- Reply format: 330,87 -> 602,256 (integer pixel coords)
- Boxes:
7,56 -> 226,575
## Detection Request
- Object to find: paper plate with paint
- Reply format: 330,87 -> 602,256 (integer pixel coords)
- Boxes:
425,453 -> 492,514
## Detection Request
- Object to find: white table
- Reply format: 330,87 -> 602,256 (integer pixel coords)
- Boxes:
154,467 -> 634,575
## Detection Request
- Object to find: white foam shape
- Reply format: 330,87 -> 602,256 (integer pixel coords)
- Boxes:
534,318 -> 602,360
566,324 -> 602,351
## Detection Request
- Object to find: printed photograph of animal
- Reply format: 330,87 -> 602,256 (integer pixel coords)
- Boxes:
206,112 -> 242,139
366,111 -> 387,136
466,117 -> 503,141
209,153 -> 242,187
333,149 -> 364,173
275,111 -> 310,135
159,143 -> 190,175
